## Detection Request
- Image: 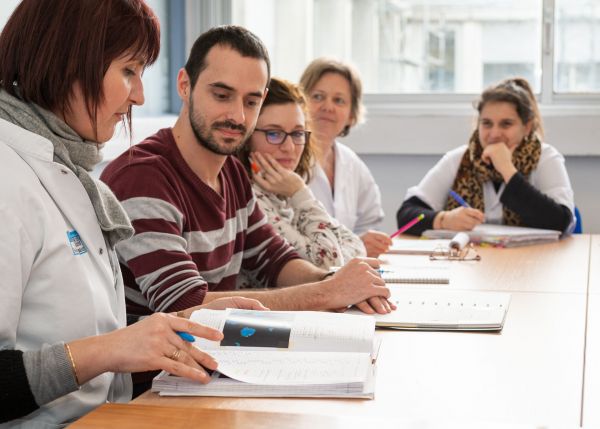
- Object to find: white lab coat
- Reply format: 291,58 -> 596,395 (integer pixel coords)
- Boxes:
404,143 -> 575,231
0,118 -> 130,429
308,141 -> 384,235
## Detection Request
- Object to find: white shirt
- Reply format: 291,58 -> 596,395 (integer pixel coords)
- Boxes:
0,119 -> 130,429
309,141 -> 384,235
405,143 -> 575,230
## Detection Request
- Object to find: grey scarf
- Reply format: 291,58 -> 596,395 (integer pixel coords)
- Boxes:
0,89 -> 133,248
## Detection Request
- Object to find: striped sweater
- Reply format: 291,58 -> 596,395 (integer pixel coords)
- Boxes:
101,128 -> 299,315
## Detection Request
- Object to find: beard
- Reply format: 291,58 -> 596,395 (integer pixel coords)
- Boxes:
188,96 -> 250,156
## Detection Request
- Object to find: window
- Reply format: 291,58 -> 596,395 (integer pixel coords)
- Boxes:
555,0 -> 600,93
231,0 -> 543,94
228,0 -> 600,100
0,1 -> 22,31
137,0 -> 172,116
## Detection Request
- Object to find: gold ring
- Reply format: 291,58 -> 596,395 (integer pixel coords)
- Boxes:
169,348 -> 182,361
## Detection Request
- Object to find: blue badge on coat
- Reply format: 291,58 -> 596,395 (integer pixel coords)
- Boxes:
66,230 -> 88,255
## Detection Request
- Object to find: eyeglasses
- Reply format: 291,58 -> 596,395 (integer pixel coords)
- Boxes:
254,129 -> 311,145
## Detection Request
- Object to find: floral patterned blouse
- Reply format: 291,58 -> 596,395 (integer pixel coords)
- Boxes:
255,183 -> 366,267
237,184 -> 367,289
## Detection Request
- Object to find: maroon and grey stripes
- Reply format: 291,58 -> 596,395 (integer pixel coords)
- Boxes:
101,128 -> 299,315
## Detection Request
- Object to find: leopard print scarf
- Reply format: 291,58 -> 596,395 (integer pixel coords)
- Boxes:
445,130 -> 542,226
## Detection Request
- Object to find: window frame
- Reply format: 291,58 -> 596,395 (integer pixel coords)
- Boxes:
190,0 -> 600,106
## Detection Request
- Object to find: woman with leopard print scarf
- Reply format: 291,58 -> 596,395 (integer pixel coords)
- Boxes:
396,77 -> 575,236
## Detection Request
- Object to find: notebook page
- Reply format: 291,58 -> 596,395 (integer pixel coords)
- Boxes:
380,261 -> 451,284
347,288 -> 510,330
191,309 -> 375,353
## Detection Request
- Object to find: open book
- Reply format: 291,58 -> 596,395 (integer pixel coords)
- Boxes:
348,288 -> 510,331
152,309 -> 377,398
422,224 -> 561,247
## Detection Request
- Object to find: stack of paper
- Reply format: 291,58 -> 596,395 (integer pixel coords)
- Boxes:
422,224 -> 560,247
153,309 -> 377,398
348,288 -> 511,331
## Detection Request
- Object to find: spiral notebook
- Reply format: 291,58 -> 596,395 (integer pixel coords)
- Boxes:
348,288 -> 511,331
330,266 -> 450,285
379,267 -> 449,284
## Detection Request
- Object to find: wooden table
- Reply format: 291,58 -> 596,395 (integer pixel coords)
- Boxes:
582,235 -> 600,427
68,403 -> 398,429
74,235 -> 594,428
69,403 -> 554,429
380,235 -> 590,294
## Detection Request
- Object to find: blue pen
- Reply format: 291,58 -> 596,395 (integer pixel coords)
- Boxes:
176,331 -> 195,343
449,190 -> 471,208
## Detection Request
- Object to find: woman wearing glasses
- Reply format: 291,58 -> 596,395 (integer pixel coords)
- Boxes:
237,78 -> 365,273
300,58 -> 391,257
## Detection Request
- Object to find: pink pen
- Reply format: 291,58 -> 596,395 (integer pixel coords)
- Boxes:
390,213 -> 425,238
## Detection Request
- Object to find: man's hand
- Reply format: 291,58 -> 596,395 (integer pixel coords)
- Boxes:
323,258 -> 391,313
178,297 -> 269,319
360,230 -> 392,257
353,296 -> 396,314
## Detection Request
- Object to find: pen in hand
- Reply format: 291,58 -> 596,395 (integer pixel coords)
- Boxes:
449,190 -> 471,208
390,213 -> 425,239
176,331 -> 195,342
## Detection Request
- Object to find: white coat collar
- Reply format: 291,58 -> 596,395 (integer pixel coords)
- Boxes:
0,117 -> 54,161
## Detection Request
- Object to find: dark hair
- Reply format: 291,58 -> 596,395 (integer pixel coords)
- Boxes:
238,77 -> 314,182
185,25 -> 271,89
0,0 -> 160,137
475,77 -> 544,138
299,57 -> 365,137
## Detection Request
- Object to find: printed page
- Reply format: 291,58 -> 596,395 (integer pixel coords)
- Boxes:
208,350 -> 372,385
190,309 -> 375,353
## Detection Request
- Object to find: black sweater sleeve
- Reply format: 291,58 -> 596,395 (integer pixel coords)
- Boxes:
396,196 -> 438,236
0,350 -> 38,423
501,172 -> 573,232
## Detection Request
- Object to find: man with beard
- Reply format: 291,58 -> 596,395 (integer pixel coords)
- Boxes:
101,26 -> 392,320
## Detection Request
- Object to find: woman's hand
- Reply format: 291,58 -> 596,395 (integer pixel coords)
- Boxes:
481,143 -> 518,182
251,152 -> 305,198
69,313 -> 224,385
360,230 -> 392,257
437,207 -> 485,231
